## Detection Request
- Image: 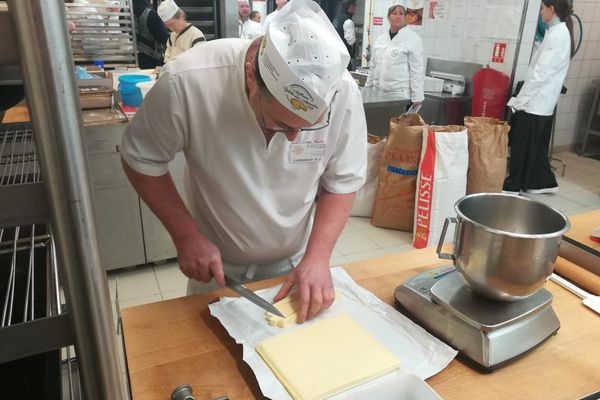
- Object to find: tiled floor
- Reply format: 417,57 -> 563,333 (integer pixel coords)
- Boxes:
107,151 -> 600,397
107,150 -> 600,309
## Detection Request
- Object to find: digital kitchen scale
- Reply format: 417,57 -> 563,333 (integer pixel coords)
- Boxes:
395,265 -> 560,371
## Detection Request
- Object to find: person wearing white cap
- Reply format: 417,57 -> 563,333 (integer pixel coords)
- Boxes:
262,0 -> 288,31
332,0 -> 358,70
158,0 -> 206,64
238,0 -> 264,39
365,3 -> 424,106
121,0 -> 367,323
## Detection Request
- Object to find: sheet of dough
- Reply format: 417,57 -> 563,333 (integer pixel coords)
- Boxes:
256,313 -> 401,400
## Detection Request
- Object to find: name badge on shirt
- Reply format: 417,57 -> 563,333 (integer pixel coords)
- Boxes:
288,139 -> 326,164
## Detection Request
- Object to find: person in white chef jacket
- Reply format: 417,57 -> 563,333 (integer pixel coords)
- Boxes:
262,0 -> 288,31
503,0 -> 575,195
120,0 -> 367,323
365,3 -> 424,107
158,0 -> 206,64
238,0 -> 264,39
332,0 -> 357,70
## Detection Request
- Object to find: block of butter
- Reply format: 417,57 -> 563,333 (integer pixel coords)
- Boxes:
256,313 -> 401,400
266,291 -> 341,328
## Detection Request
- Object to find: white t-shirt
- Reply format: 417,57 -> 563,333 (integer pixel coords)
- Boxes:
164,24 -> 206,63
121,39 -> 367,265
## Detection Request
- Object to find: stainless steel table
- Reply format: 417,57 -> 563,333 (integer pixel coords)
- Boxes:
359,87 -> 411,136
421,91 -> 472,126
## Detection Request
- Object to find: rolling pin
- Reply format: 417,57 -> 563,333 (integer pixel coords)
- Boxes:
554,257 -> 600,295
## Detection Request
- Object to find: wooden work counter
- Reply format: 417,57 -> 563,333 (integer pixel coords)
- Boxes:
1,100 -> 128,126
122,246 -> 600,400
564,209 -> 600,252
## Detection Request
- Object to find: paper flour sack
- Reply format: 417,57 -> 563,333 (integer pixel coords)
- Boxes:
412,126 -> 468,249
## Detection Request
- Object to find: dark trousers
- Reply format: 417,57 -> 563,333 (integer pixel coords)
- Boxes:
503,110 -> 557,191
137,53 -> 163,69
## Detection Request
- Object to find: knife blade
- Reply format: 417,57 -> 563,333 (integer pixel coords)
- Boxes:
224,275 -> 285,318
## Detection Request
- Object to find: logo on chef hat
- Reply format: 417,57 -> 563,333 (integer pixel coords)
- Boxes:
285,85 -> 316,112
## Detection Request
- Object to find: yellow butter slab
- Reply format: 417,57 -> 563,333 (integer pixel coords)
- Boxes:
256,314 -> 401,400
266,292 -> 342,329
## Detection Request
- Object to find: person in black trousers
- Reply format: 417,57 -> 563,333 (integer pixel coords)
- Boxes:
503,0 -> 575,195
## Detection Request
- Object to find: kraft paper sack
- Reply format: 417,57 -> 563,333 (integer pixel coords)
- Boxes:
350,136 -> 386,217
413,126 -> 468,249
371,114 -> 427,231
464,116 -> 510,195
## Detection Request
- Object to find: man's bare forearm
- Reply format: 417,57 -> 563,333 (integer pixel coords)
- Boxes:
121,159 -> 198,241
303,189 -> 355,264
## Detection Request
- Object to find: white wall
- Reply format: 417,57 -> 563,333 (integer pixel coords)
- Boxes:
555,0 -> 600,149
362,0 -> 533,75
361,0 -> 600,150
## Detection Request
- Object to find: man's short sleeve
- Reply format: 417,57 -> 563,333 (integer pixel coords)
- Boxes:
320,80 -> 367,194
120,72 -> 186,176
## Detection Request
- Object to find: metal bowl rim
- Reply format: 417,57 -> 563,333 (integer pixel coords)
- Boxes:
453,193 -> 571,239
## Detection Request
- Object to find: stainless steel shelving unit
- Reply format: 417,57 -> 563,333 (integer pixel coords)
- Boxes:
177,0 -> 219,41
65,0 -> 138,68
0,124 -> 70,364
1,0 -> 124,398
0,123 -> 85,399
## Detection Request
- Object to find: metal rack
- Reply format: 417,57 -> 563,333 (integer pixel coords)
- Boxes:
2,0 -> 124,399
177,0 -> 219,41
65,0 -> 138,68
0,124 -> 85,399
579,80 -> 600,157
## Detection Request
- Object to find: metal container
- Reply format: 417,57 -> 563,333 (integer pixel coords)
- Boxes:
437,193 -> 570,301
171,385 -> 196,400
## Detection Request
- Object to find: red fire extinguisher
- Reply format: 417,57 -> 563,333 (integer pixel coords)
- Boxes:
471,66 -> 510,119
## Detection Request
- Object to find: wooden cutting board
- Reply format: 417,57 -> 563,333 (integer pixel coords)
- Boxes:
2,103 -> 127,126
565,209 -> 600,252
2,105 -> 30,123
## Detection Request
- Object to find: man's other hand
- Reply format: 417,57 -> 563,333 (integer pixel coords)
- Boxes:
273,258 -> 334,323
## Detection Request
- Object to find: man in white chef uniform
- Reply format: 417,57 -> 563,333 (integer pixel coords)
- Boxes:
238,0 -> 264,39
121,0 -> 367,323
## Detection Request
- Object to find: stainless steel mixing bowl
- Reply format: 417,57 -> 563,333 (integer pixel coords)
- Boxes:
437,193 -> 570,301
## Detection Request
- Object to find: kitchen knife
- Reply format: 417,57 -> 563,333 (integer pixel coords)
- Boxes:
224,275 -> 285,318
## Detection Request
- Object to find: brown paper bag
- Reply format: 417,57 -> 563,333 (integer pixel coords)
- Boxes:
371,114 -> 427,231
464,116 -> 510,195
350,137 -> 386,217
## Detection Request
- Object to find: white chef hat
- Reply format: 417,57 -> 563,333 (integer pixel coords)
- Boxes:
258,0 -> 350,124
158,0 -> 179,22
405,0 -> 424,9
388,2 -> 406,12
